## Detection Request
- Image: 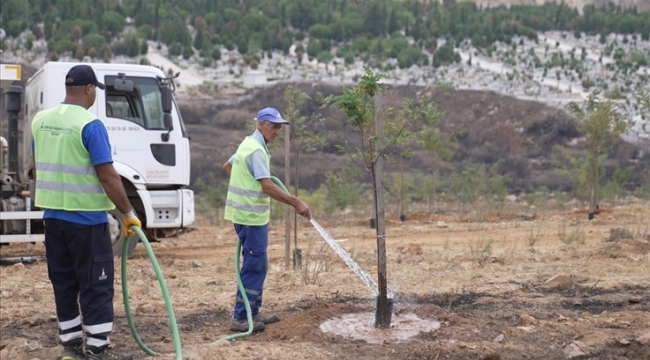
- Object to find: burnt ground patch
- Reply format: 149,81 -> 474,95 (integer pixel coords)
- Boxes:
396,287 -> 650,320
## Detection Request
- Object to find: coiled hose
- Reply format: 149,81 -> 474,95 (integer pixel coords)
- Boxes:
211,176 -> 290,346
122,226 -> 182,359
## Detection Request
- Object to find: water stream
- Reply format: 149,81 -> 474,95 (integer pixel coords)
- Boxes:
310,218 -> 393,299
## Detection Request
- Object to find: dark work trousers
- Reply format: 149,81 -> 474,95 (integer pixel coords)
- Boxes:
233,223 -> 269,321
44,219 -> 114,348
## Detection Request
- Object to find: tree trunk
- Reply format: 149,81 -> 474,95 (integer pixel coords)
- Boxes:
399,159 -> 404,216
588,156 -> 599,219
374,93 -> 390,328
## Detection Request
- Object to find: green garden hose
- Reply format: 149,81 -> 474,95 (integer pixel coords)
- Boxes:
121,226 -> 182,359
211,237 -> 255,345
212,176 -> 289,346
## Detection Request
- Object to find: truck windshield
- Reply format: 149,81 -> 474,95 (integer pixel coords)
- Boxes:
104,75 -> 166,130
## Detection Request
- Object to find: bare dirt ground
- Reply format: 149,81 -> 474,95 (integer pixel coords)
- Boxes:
2,203 -> 650,360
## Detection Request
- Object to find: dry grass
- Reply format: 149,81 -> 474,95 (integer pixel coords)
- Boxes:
2,200 -> 650,359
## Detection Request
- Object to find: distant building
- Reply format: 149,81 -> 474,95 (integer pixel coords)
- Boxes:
242,70 -> 267,87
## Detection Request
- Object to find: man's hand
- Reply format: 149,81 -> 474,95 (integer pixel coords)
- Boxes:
295,200 -> 311,220
123,210 -> 141,237
222,160 -> 232,177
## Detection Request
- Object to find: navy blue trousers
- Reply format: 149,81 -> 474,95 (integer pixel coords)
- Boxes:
233,223 -> 268,321
45,219 -> 114,347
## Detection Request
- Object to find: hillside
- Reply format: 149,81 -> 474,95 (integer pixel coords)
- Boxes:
2,63 -> 647,201
179,83 -> 650,197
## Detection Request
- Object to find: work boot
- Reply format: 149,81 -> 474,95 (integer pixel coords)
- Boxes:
84,346 -> 133,360
57,344 -> 84,360
230,318 -> 265,332
253,313 -> 280,325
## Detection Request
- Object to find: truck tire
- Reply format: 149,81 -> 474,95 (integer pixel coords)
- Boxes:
108,209 -> 138,257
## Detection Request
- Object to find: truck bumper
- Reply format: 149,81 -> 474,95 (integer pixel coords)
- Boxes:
137,189 -> 195,228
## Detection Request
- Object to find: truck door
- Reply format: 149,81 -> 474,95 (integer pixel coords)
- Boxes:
96,72 -> 189,187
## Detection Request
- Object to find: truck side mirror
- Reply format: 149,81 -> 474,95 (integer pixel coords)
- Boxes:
114,73 -> 134,92
161,113 -> 173,142
161,86 -> 172,113
163,113 -> 173,129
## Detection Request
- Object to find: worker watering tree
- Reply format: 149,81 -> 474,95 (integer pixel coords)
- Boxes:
222,107 -> 311,332
323,67 -> 446,327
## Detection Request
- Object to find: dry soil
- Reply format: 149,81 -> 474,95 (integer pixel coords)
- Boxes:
1,204 -> 650,360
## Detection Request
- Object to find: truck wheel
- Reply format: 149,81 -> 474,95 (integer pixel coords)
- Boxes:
108,209 -> 138,257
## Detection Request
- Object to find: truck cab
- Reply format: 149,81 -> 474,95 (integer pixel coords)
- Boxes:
2,62 -> 195,256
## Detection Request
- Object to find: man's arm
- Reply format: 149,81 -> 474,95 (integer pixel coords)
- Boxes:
259,178 -> 311,219
83,121 -> 132,213
222,160 -> 232,177
83,121 -> 140,236
31,139 -> 36,181
95,163 -> 133,214
31,156 -> 36,181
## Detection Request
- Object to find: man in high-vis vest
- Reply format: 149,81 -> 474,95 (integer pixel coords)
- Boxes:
222,107 -> 311,332
32,64 -> 141,360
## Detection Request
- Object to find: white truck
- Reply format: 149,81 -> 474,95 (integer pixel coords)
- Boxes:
1,62 -> 195,256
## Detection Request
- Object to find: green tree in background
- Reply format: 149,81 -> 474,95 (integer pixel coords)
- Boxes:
236,34 -> 249,55
316,50 -> 334,70
306,38 -> 321,60
82,33 -> 107,56
309,24 -> 332,39
363,2 -> 386,37
158,13 -> 190,45
4,0 -> 650,69
433,43 -> 461,67
567,92 -> 631,219
102,10 -> 126,36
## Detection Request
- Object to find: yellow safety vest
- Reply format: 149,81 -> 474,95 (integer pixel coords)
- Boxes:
32,104 -> 114,211
224,136 -> 270,226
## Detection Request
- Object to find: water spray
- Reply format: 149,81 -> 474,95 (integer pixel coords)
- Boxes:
311,218 -> 388,298
309,217 -> 394,326
270,176 -> 395,326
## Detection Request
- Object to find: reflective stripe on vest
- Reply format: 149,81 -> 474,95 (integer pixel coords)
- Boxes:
35,179 -> 105,193
224,136 -> 270,226
32,104 -> 114,211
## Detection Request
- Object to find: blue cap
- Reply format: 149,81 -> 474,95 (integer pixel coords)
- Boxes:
65,64 -> 105,90
255,107 -> 289,124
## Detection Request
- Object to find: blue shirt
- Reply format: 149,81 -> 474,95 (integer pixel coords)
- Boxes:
228,129 -> 271,180
34,117 -> 113,225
